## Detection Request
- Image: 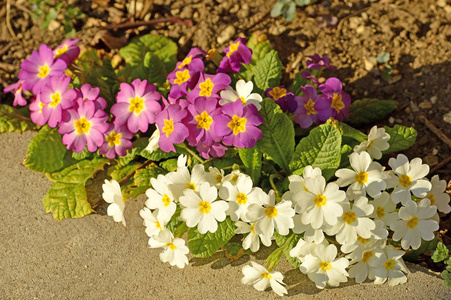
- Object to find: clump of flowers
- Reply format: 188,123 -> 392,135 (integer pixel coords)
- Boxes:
4,32 -> 450,297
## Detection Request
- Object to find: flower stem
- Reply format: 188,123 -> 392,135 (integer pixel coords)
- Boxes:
269,174 -> 282,199
179,143 -> 206,164
265,233 -> 295,271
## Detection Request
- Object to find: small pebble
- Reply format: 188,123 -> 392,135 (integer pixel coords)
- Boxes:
217,25 -> 236,44
419,101 -> 433,109
430,96 -> 438,104
443,111 -> 451,124
424,155 -> 439,166
389,117 -> 395,124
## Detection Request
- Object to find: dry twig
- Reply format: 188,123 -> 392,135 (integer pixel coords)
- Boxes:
419,115 -> 451,149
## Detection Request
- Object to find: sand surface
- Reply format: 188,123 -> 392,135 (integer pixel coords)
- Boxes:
1,131 -> 450,299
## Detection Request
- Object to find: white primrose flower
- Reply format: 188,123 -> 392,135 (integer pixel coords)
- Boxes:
290,237 -> 329,264
223,169 -> 248,185
335,151 -> 386,200
283,166 -> 322,201
145,175 -> 176,222
219,79 -> 263,110
353,126 -> 390,160
369,191 -> 398,227
205,167 -> 225,188
148,229 -> 189,269
139,207 -> 166,237
179,182 -> 228,234
144,126 -> 160,153
347,239 -> 386,283
386,154 -> 432,205
325,196 -> 376,245
241,262 -> 287,297
177,154 -> 188,169
299,244 -> 349,289
166,163 -> 209,200
292,214 -> 326,244
424,175 -> 451,213
102,179 -> 126,227
369,244 -> 409,286
341,223 -> 387,254
247,190 -> 295,237
391,199 -> 439,250
235,221 -> 272,252
220,175 -> 267,222
371,219 -> 389,240
293,176 -> 346,229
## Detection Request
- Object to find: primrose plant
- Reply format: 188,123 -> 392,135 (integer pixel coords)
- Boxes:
3,31 -> 450,296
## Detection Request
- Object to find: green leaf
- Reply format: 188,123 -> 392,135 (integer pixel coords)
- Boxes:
441,270 -> 451,286
72,147 -> 94,160
160,158 -> 178,172
289,121 -> 342,180
339,144 -> 353,169
274,232 -> 302,268
347,98 -> 397,126
77,49 -> 120,105
432,242 -> 449,263
336,121 -> 367,142
376,52 -> 390,64
0,104 -> 37,133
41,7 -> 58,29
134,166 -> 164,187
239,146 -> 262,184
253,50 -> 283,92
383,125 -> 417,154
118,138 -> 148,166
403,236 -> 438,262
23,125 -> 71,173
290,71 -> 310,96
108,162 -> 140,182
257,98 -> 295,173
119,34 -> 177,72
127,52 -> 167,85
43,157 -> 110,220
166,209 -> 183,233
188,217 -> 236,258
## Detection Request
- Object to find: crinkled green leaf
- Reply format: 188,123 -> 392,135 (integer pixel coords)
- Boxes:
24,125 -> 71,173
188,217 -> 236,258
289,71 -> 310,96
134,166 -> 164,187
336,121 -> 367,142
77,49 -> 120,105
347,98 -> 397,126
140,144 -> 188,161
166,209 -> 183,233
289,121 -> 342,180
441,270 -> 451,286
118,138 -> 149,166
108,162 -> 140,182
253,50 -> 283,92
119,34 -> 177,72
257,98 -> 295,173
0,104 -> 37,133
274,232 -> 302,268
43,157 -> 109,220
127,52 -> 167,85
239,146 -> 262,184
72,147 -> 94,160
339,144 -> 353,169
160,158 -> 178,172
432,242 -> 449,263
383,125 -> 417,154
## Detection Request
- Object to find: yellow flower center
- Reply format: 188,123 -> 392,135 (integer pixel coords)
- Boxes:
226,41 -> 240,57
74,117 -> 91,134
427,194 -> 436,206
268,87 -> 286,101
320,261 -> 332,271
362,250 -> 373,263
261,272 -> 272,279
236,193 -> 248,205
376,206 -> 385,218
236,96 -> 247,105
407,216 -> 418,229
174,69 -> 191,85
264,206 -> 278,218
232,174 -> 239,183
398,174 -> 412,188
357,236 -> 370,245
331,93 -> 345,113
106,132 -> 122,147
355,171 -> 368,184
227,115 -> 247,135
195,111 -> 214,130
49,91 -> 61,107
314,194 -> 327,207
54,45 -> 68,57
162,119 -> 174,137
385,259 -> 396,270
162,194 -> 171,207
185,182 -> 197,191
304,99 -> 317,115
38,64 -> 50,78
199,78 -> 214,97
166,242 -> 177,250
343,211 -> 357,224
215,174 -> 223,183
39,102 -> 45,113
198,201 -> 211,214
156,221 -> 162,230
129,96 -> 145,114
250,223 -> 256,234
178,55 -> 192,69
206,48 -> 216,61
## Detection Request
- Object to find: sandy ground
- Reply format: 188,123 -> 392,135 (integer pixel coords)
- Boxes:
1,131 -> 450,299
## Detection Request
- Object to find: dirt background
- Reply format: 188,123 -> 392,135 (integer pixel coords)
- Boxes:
0,0 -> 451,296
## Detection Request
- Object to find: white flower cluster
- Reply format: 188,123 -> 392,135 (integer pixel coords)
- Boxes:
100,126 -> 450,296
